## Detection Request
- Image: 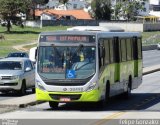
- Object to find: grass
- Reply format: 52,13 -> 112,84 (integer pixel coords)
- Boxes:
142,31 -> 160,46
23,43 -> 38,50
0,25 -> 70,57
0,25 -> 160,57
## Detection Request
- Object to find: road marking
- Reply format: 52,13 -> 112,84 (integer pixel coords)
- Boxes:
91,94 -> 160,125
92,112 -> 126,125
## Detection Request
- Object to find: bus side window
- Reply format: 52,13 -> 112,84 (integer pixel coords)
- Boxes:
137,38 -> 142,59
98,39 -> 105,68
132,37 -> 138,60
126,39 -> 132,61
104,39 -> 110,64
120,39 -> 127,62
109,39 -> 114,63
114,37 -> 120,62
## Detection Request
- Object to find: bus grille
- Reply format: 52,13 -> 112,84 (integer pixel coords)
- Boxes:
49,94 -> 81,101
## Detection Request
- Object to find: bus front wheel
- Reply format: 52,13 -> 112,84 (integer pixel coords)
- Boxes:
98,83 -> 110,108
49,101 -> 59,109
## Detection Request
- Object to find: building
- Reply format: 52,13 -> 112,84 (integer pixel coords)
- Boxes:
35,9 -> 92,20
55,0 -> 87,10
40,0 -> 89,10
149,0 -> 160,17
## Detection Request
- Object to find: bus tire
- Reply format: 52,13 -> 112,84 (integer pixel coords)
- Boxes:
49,101 -> 59,109
123,77 -> 132,99
98,82 -> 110,107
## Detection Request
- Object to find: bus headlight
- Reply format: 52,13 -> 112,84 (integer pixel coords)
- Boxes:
86,82 -> 97,92
36,80 -> 46,91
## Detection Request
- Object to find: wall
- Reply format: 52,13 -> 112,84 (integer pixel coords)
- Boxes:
99,22 -> 160,32
25,20 -> 40,27
99,22 -> 144,31
25,20 -> 160,32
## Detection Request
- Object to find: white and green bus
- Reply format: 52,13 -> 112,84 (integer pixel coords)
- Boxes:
35,27 -> 142,108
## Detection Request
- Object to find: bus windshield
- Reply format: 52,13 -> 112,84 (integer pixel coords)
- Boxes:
38,46 -> 96,80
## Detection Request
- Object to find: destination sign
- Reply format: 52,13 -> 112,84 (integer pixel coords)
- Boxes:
40,35 -> 95,43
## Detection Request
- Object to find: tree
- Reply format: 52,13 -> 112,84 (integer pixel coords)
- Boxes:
0,0 -> 31,32
91,0 -> 112,20
113,0 -> 146,21
31,0 -> 49,20
113,2 -> 122,20
59,0 -> 69,10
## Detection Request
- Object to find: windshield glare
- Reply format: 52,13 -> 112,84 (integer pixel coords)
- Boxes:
0,61 -> 22,70
38,46 -> 96,79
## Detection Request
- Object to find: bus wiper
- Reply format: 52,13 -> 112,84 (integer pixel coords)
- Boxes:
39,74 -> 49,80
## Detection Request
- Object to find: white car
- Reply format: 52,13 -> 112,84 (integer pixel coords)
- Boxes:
0,58 -> 35,95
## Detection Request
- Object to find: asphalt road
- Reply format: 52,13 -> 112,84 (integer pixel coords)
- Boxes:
0,90 -> 33,101
0,71 -> 160,125
143,49 -> 160,67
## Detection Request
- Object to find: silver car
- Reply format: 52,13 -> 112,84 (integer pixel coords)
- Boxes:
0,58 -> 35,95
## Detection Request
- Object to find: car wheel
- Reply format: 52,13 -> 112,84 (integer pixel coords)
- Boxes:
49,101 -> 59,109
18,81 -> 26,96
32,88 -> 35,93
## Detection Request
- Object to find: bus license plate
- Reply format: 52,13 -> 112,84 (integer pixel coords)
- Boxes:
60,97 -> 71,102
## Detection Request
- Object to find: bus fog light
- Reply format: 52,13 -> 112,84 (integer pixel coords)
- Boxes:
36,80 -> 45,91
86,82 -> 97,92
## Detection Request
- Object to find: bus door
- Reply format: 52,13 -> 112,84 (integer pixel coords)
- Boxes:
133,37 -> 142,77
113,37 -> 120,82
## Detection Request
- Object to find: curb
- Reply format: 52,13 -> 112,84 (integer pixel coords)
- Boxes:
18,101 -> 44,108
0,95 -> 43,108
0,100 -> 44,109
143,68 -> 160,75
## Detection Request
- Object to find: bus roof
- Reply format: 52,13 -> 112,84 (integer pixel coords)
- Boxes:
40,30 -> 141,37
67,26 -> 125,32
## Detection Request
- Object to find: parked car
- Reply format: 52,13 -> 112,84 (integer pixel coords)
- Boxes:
1,21 -> 7,26
157,43 -> 160,50
0,58 -> 35,95
7,52 -> 29,58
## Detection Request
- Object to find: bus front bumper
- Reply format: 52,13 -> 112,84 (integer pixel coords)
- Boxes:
36,88 -> 101,102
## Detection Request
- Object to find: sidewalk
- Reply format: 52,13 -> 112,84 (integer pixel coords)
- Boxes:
0,94 -> 42,108
143,64 -> 160,75
0,65 -> 160,108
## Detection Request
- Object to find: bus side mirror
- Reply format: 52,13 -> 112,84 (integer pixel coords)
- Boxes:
29,47 -> 37,63
35,48 -> 37,60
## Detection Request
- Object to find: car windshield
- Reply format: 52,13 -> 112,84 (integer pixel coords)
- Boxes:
8,53 -> 28,57
38,46 -> 96,80
0,61 -> 22,70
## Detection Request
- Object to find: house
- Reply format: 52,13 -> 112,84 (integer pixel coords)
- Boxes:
35,9 -> 92,20
55,0 -> 87,10
39,0 -> 89,10
149,0 -> 160,17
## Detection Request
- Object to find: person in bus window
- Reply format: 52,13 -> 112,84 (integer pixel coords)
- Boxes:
48,52 -> 55,68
